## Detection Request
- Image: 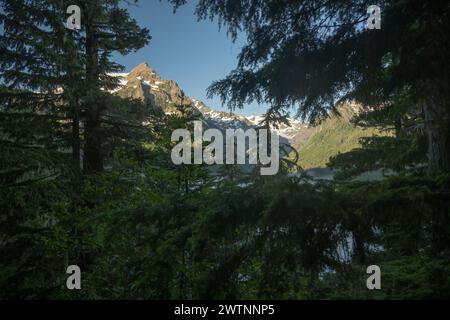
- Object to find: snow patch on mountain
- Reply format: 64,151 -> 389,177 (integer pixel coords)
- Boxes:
109,63 -> 313,144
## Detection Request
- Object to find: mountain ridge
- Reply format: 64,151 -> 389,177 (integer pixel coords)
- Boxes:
111,62 -> 310,144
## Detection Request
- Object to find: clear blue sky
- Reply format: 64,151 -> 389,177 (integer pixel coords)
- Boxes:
112,0 -> 267,116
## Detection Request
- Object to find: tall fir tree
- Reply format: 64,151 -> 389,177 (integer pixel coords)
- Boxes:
78,0 -> 150,172
0,0 -> 151,298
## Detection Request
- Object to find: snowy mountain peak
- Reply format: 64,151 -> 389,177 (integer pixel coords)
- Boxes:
111,62 -> 313,144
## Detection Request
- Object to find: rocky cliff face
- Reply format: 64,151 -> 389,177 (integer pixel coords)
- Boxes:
111,62 -> 310,144
113,62 -> 190,112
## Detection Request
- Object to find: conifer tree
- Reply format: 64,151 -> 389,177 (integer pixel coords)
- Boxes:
0,0 -> 83,298
0,0 -> 151,298
0,0 -> 78,186
170,0 -> 450,173
74,0 -> 150,172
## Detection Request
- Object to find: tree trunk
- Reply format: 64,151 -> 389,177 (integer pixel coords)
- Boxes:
422,101 -> 450,174
83,12 -> 103,173
71,94 -> 81,185
84,101 -> 103,172
394,118 -> 402,137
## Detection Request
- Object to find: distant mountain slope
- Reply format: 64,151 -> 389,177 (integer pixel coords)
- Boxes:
295,103 -> 386,169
